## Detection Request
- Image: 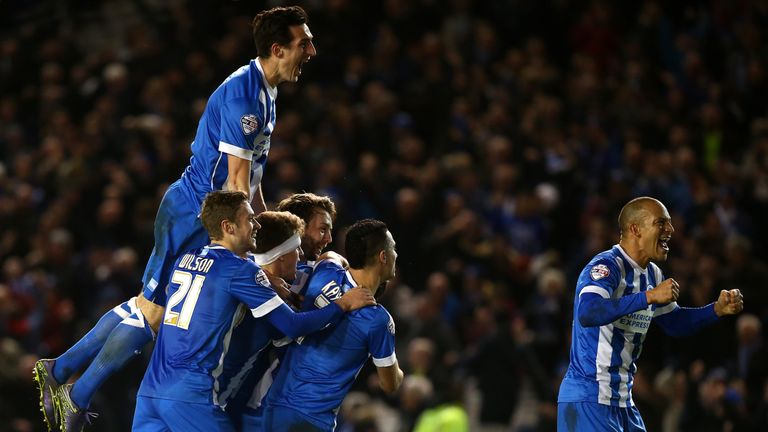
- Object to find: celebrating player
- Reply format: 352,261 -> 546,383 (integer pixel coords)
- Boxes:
557,197 -> 744,431
263,219 -> 404,431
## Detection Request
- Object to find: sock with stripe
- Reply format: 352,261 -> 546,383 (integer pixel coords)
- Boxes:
70,312 -> 154,409
53,302 -> 127,383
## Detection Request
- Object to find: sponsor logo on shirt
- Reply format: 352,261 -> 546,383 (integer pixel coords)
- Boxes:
590,264 -> 610,280
614,307 -> 653,334
241,114 -> 259,135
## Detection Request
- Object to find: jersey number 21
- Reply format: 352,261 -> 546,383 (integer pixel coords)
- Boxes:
164,270 -> 205,330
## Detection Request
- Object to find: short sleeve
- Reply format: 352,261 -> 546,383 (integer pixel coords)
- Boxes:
369,308 -> 397,367
218,97 -> 263,161
303,261 -> 347,310
577,257 -> 621,299
228,265 -> 283,317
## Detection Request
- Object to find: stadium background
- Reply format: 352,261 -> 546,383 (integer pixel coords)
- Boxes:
2,0 -> 768,430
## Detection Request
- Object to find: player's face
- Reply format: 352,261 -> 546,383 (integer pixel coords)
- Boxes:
277,243 -> 301,281
233,203 -> 260,255
640,201 -> 674,262
279,24 -> 315,83
381,230 -> 398,281
302,210 -> 332,261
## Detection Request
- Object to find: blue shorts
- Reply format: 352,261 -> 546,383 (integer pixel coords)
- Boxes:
141,181 -> 208,306
238,406 -> 265,431
132,396 -> 234,432
557,402 -> 646,432
263,405 -> 328,432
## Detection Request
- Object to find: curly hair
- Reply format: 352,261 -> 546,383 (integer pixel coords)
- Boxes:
276,192 -> 337,225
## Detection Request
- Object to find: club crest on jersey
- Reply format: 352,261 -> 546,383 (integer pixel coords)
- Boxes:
240,114 -> 259,135
590,264 -> 610,280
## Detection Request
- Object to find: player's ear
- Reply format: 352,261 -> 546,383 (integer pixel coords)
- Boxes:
271,43 -> 283,58
379,250 -> 387,264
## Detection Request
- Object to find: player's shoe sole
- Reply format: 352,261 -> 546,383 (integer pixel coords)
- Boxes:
33,358 -> 60,431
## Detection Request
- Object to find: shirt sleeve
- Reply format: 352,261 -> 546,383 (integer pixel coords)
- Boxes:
369,308 -> 397,367
218,97 -> 263,161
575,257 -> 649,327
653,303 -> 718,337
228,266 -> 283,317
303,261 -> 347,310
577,257 -> 621,299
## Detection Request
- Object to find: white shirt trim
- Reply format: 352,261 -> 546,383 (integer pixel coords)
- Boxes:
372,352 -> 397,367
580,286 -> 610,298
251,295 -> 284,318
255,58 -> 278,99
219,142 -> 253,160
615,244 -> 646,274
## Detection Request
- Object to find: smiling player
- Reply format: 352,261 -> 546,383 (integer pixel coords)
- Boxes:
557,196 -> 744,431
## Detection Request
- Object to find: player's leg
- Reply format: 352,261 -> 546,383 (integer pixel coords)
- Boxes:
52,300 -> 134,381
34,299 -> 132,429
557,401 -> 622,432
69,301 -> 154,410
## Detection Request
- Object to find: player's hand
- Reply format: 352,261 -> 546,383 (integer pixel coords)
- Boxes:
714,289 -> 744,317
318,251 -> 349,269
335,287 -> 376,312
266,272 -> 303,310
646,278 -> 680,304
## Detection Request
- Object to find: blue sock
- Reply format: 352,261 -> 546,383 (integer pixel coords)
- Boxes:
53,303 -> 127,383
70,312 -> 154,409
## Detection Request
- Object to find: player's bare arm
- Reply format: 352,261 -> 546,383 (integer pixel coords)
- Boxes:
224,154 -> 252,198
376,360 -> 404,393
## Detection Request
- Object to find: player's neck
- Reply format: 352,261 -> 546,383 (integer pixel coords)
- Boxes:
618,240 -> 650,268
348,268 -> 381,296
257,56 -> 281,88
211,240 -> 247,259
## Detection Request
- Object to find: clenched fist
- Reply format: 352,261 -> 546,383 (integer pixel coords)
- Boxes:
714,289 -> 744,317
646,278 -> 680,304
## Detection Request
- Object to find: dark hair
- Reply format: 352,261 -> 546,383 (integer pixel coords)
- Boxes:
276,192 -> 337,224
252,6 -> 309,58
254,211 -> 305,253
200,191 -> 248,240
345,219 -> 389,269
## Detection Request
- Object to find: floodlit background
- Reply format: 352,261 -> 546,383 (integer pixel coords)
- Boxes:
1,1 -> 767,430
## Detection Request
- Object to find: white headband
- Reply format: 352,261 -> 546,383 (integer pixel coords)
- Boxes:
252,233 -> 301,266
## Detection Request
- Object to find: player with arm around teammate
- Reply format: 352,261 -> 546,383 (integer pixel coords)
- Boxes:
34,7 -> 317,431
557,197 -> 744,432
263,219 -> 405,432
218,192 -> 343,430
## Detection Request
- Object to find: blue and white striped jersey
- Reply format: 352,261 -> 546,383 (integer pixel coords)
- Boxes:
558,245 -> 678,407
179,58 -> 276,208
